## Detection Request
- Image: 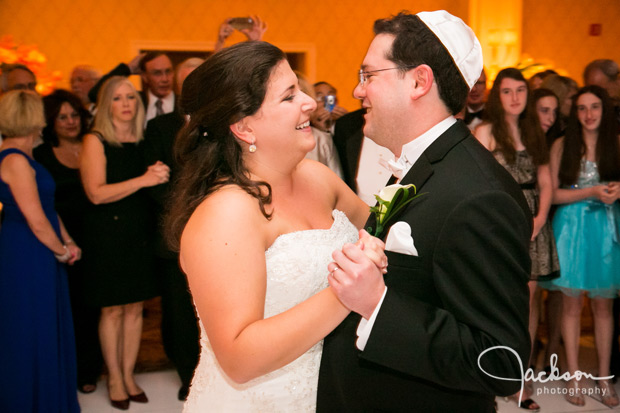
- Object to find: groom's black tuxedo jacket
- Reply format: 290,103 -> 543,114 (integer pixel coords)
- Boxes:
317,121 -> 532,412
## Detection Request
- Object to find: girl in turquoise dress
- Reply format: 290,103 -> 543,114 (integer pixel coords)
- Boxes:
549,85 -> 620,407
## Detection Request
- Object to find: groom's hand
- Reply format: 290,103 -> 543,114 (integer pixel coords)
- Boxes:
356,229 -> 388,273
328,243 -> 386,320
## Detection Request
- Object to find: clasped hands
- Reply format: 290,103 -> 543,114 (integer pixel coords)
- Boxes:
55,241 -> 82,265
328,229 -> 387,319
594,182 -> 620,204
144,161 -> 170,186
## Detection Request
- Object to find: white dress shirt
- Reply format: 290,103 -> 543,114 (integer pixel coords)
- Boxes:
356,137 -> 395,206
356,116 -> 457,350
145,90 -> 175,124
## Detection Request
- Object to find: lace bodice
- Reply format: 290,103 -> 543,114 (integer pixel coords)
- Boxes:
184,209 -> 359,412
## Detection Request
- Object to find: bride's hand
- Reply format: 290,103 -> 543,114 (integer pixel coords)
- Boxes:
355,229 -> 388,274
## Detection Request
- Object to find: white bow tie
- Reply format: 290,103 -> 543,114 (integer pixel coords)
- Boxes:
385,158 -> 408,179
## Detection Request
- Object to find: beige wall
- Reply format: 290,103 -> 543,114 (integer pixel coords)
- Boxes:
3,0 -> 617,107
0,0 -> 467,110
521,0 -> 620,85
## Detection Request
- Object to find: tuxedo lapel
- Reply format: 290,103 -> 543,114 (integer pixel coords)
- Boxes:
364,121 -> 472,238
399,155 -> 433,191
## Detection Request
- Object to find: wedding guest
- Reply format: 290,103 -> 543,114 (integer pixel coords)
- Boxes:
531,87 -> 564,376
214,15 -> 267,52
528,69 -> 557,91
475,67 -> 560,411
86,53 -> 145,111
532,88 -> 562,146
540,74 -> 578,135
584,59 -> 620,129
70,65 -> 101,111
33,89 -> 103,394
0,63 -> 37,93
80,76 -> 170,410
0,90 -> 81,412
583,59 -> 620,100
463,68 -> 487,131
143,57 -> 204,401
139,52 -> 175,123
165,41 -> 384,411
311,81 -> 349,132
548,85 -> 620,407
296,73 -> 343,178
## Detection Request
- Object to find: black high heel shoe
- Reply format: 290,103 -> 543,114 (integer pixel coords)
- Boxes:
109,397 -> 130,410
128,391 -> 148,403
107,381 -> 130,410
504,393 -> 540,411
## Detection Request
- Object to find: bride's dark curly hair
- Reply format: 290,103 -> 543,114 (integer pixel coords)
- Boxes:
165,41 -> 286,251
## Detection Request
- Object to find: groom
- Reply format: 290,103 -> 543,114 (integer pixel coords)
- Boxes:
318,11 -> 532,412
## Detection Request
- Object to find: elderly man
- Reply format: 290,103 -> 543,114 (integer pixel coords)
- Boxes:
584,59 -> 620,99
1,63 -> 37,93
318,11 -> 531,412
70,65 -> 101,110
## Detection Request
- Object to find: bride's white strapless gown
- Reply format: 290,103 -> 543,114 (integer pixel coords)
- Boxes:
184,210 -> 359,412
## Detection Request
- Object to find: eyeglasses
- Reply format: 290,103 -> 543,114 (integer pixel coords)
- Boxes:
10,82 -> 37,91
358,66 -> 417,86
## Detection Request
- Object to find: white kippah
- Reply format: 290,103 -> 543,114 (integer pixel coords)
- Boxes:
416,10 -> 483,90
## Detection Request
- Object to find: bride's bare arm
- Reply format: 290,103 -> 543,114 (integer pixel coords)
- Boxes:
180,187 -> 350,384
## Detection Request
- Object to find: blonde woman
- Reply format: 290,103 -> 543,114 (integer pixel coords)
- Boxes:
80,76 -> 170,410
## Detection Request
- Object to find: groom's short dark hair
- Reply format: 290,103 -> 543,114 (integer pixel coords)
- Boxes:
373,12 -> 469,115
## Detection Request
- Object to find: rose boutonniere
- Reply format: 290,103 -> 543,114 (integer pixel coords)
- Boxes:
368,184 -> 422,237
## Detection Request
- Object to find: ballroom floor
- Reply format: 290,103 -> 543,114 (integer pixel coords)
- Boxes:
77,298 -> 620,412
77,336 -> 620,412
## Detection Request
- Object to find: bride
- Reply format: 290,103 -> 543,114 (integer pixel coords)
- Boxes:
166,41 -> 384,411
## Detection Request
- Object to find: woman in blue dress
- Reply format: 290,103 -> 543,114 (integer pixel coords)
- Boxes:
549,85 -> 620,407
0,90 -> 81,412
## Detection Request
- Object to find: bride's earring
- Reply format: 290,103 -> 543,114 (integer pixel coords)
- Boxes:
249,140 -> 257,153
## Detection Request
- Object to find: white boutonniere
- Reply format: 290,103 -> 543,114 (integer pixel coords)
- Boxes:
368,184 -> 422,237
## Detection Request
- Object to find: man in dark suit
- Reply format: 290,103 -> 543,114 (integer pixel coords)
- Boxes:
317,11 -> 532,412
143,57 -> 204,401
463,68 -> 487,131
332,108 -> 365,193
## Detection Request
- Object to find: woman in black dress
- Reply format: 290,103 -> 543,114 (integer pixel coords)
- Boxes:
80,76 -> 170,409
33,89 -> 103,394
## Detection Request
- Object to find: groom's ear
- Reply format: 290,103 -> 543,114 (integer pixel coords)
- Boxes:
409,64 -> 434,101
230,118 -> 255,145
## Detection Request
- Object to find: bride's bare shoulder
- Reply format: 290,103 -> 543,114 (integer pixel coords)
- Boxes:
183,185 -> 267,242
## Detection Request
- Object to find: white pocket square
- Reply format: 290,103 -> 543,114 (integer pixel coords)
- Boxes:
384,221 -> 418,256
